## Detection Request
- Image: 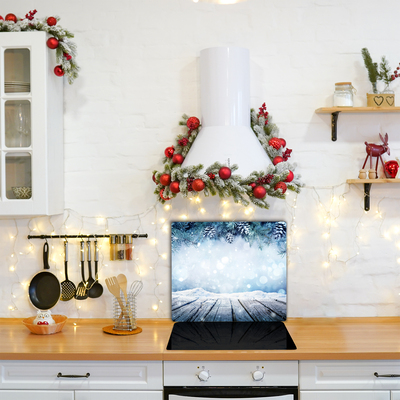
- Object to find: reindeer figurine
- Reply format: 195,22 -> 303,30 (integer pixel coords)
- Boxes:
362,133 -> 390,179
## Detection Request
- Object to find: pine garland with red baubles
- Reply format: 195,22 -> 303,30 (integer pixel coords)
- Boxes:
152,103 -> 304,209
0,10 -> 79,84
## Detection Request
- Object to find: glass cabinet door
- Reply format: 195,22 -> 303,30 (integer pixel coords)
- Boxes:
4,48 -> 30,93
5,153 -> 32,199
5,100 -> 31,148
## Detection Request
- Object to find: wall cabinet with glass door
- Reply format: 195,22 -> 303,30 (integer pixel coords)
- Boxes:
0,31 -> 63,216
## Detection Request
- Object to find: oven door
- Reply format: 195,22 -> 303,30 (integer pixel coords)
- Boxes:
164,387 -> 298,400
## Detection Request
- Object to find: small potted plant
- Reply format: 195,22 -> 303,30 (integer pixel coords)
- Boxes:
361,48 -> 398,107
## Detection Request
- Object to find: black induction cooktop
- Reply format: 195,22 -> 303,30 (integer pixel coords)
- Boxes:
166,321 -> 296,351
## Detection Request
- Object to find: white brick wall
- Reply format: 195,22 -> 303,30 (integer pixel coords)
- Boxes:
2,0 -> 400,319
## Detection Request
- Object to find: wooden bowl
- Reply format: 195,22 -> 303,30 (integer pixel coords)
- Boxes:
22,315 -> 67,335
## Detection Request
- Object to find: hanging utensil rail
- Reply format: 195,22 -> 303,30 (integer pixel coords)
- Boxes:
27,233 -> 148,240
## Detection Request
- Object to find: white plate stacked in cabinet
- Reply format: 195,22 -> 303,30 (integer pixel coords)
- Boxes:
300,360 -> 400,400
0,360 -> 162,400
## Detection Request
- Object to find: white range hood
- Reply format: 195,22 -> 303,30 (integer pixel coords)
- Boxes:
181,46 -> 272,176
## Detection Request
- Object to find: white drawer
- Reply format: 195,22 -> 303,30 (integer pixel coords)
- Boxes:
300,391 -> 390,400
164,361 -> 298,387
300,361 -> 400,390
75,390 -> 163,400
0,391 -> 74,400
0,360 -> 162,390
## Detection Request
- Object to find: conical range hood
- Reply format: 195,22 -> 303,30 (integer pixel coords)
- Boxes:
182,47 -> 272,176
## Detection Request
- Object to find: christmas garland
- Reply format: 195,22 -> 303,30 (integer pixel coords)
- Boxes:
0,11 -> 78,84
152,103 -> 304,210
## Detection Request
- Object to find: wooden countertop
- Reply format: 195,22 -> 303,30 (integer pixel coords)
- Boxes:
1,317 -> 400,361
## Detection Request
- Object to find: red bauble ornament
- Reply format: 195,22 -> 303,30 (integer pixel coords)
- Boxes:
285,170 -> 294,182
63,52 -> 72,61
152,174 -> 158,184
54,65 -> 64,77
5,13 -> 17,23
46,37 -> 59,49
0,16 -> 4,21
385,160 -> 399,178
187,116 -> 200,131
273,156 -> 283,165
172,154 -> 184,164
160,189 -> 171,201
274,182 -> 287,194
192,179 -> 205,192
164,146 -> 175,158
249,182 -> 256,188
219,167 -> 232,180
280,138 -> 286,148
253,186 -> 267,199
169,181 -> 181,194
268,137 -> 282,150
47,16 -> 57,26
159,174 -> 171,186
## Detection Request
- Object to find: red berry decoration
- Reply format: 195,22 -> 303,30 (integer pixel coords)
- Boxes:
159,189 -> 171,201
169,181 -> 181,194
249,182 -> 256,188
192,179 -> 205,192
172,154 -> 184,164
219,167 -> 231,180
164,146 -> 175,158
178,138 -> 189,146
274,182 -> 287,194
253,186 -> 267,199
268,137 -> 282,150
47,16 -> 57,26
273,156 -> 283,165
54,65 -> 64,77
187,116 -> 200,131
159,174 -> 171,186
285,171 -> 294,182
280,138 -> 286,148
46,37 -> 59,49
207,173 -> 215,180
63,52 -> 72,61
5,13 -> 17,23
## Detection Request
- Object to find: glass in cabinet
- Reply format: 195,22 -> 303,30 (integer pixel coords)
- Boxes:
0,32 -> 63,215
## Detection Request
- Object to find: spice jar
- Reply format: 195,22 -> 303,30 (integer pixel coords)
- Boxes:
117,234 -> 125,260
333,82 -> 355,107
125,235 -> 133,260
109,234 -> 117,261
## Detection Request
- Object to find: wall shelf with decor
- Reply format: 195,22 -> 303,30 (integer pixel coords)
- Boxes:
346,178 -> 400,211
0,32 -> 63,216
315,107 -> 400,141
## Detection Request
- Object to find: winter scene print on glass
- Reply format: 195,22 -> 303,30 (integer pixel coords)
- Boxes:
171,221 -> 287,322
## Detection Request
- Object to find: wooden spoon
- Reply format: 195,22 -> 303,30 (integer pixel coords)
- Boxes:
117,274 -> 128,302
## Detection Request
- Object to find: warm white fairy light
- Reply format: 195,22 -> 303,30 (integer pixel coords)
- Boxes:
181,214 -> 188,220
164,204 -> 171,211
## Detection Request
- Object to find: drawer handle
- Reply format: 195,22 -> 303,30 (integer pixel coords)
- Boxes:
374,372 -> 400,378
57,373 -> 90,379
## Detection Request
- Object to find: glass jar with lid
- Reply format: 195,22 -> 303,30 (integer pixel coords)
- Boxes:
333,82 -> 355,107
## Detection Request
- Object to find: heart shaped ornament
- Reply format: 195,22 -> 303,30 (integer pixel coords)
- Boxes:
384,160 -> 399,178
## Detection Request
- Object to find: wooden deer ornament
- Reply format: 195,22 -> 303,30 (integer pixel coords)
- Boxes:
362,133 -> 390,178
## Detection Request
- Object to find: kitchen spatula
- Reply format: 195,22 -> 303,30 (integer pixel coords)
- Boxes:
105,276 -> 130,326
60,241 -> 76,301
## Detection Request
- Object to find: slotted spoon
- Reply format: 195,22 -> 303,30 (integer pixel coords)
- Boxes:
60,241 -> 76,301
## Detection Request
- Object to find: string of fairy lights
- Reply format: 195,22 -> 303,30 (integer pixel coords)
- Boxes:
4,181 -> 400,317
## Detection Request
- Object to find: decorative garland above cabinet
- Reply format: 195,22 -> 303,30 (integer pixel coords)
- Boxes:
0,32 -> 63,215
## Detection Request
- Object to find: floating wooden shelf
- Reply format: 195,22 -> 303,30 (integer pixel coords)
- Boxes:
346,178 -> 400,211
315,107 -> 400,141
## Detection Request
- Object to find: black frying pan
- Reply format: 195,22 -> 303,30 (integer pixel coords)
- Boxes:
28,242 -> 61,310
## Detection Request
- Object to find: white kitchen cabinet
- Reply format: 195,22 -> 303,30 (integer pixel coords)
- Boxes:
299,360 -> 400,400
0,391 -> 73,400
0,360 -> 162,399
0,31 -> 63,215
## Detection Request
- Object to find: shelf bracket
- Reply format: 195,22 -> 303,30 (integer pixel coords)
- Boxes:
364,183 -> 372,211
331,111 -> 341,141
